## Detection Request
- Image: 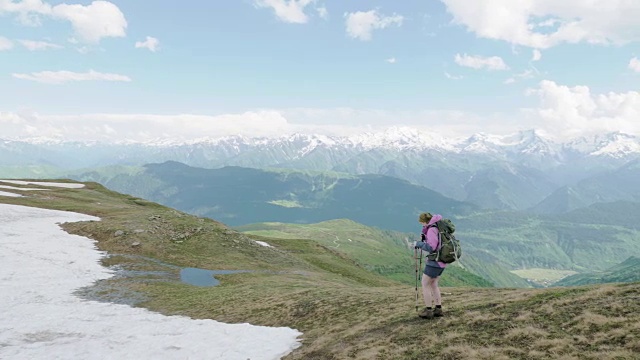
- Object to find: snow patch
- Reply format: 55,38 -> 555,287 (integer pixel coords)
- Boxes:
255,241 -> 273,248
0,185 -> 48,191
1,180 -> 85,189
0,191 -> 23,197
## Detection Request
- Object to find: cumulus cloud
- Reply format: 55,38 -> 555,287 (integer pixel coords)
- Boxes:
18,39 -> 63,50
12,70 -> 132,84
345,10 -> 403,41
0,36 -> 13,50
385,57 -> 396,64
441,0 -> 640,49
454,54 -> 509,71
254,0 -> 316,24
135,36 -> 160,52
52,1 -> 127,43
525,80 -> 640,137
0,1 -> 127,43
629,57 -> 640,73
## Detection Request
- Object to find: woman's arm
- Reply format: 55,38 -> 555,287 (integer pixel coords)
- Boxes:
415,226 -> 438,253
425,227 -> 440,251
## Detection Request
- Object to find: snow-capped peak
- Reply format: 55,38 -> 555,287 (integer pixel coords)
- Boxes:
565,132 -> 640,158
590,133 -> 640,158
450,129 -> 563,160
347,126 -> 456,151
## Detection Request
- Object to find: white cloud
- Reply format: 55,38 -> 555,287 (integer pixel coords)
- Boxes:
18,39 -> 62,50
454,53 -> 509,71
441,0 -> 640,49
629,57 -> 640,73
525,80 -> 640,137
51,1 -> 127,43
385,57 -> 396,64
316,5 -> 328,20
135,36 -> 160,52
0,36 -> 13,50
0,1 -> 127,43
254,0 -> 315,24
12,70 -> 132,84
532,49 -> 542,62
444,72 -> 463,80
0,0 -> 51,26
345,10 -> 403,41
75,45 -> 97,54
504,69 -> 535,84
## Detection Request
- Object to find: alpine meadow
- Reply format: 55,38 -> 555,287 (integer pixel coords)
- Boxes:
2,0 -> 640,359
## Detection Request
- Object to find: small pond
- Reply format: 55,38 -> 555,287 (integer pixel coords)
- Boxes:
179,268 -> 251,287
77,254 -> 260,305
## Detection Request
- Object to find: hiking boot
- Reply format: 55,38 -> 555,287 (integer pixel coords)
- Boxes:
419,307 -> 434,319
433,307 -> 443,317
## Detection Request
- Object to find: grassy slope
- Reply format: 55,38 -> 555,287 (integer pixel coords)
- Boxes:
237,219 -> 493,288
455,251 -> 533,288
555,257 -> 640,287
456,210 -> 640,272
1,181 -> 639,360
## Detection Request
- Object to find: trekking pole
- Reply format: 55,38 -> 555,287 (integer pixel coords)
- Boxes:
414,247 -> 419,312
418,249 -> 423,311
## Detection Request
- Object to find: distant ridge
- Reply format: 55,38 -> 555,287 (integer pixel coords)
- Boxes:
554,256 -> 640,286
95,161 -> 477,232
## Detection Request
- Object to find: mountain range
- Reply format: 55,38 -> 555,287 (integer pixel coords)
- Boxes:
2,128 -> 639,213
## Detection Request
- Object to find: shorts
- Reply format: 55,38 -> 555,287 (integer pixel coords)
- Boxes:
423,265 -> 444,278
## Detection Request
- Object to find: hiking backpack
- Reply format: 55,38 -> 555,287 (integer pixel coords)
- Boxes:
426,218 -> 462,264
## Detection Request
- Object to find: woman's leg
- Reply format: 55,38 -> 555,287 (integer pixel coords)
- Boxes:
421,274 -> 433,307
429,276 -> 442,306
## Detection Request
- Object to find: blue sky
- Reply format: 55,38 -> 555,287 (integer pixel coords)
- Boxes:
1,0 -> 639,142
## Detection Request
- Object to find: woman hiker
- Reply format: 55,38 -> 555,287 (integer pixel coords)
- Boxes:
414,212 -> 446,319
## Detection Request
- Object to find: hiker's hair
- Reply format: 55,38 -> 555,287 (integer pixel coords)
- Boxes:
418,212 -> 432,223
